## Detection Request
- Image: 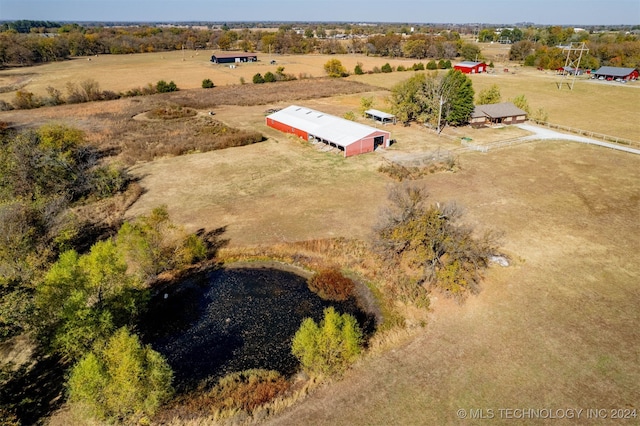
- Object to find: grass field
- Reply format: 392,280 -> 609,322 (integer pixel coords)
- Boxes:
1,50 -> 639,425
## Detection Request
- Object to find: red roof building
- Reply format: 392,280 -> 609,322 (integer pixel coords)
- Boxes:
266,105 -> 391,157
454,61 -> 487,74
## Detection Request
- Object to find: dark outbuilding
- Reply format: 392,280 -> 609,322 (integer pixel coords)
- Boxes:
210,52 -> 257,64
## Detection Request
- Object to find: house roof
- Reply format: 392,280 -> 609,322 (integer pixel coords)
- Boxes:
593,66 -> 637,77
211,52 -> 257,58
455,61 -> 485,68
267,105 -> 389,148
364,109 -> 395,120
472,102 -> 527,119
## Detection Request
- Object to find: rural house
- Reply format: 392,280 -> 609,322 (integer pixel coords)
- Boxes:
266,105 -> 391,157
210,52 -> 257,64
454,61 -> 487,74
470,102 -> 527,127
592,66 -> 639,81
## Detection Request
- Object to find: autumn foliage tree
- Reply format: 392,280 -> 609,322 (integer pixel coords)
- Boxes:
67,327 -> 173,422
292,307 -> 363,376
324,58 -> 348,77
373,184 -> 500,301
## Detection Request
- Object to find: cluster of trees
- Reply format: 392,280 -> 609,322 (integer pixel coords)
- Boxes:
373,185 -> 500,301
252,66 -> 297,84
389,69 -> 475,129
508,28 -> 640,70
2,78 -> 179,111
0,123 -> 219,423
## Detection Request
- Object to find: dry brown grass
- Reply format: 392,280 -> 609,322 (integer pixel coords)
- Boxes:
2,51 -> 639,426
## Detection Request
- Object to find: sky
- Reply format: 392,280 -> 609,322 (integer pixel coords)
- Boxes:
1,0 -> 639,25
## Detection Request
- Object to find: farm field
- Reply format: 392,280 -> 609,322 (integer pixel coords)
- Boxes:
1,50 -> 639,425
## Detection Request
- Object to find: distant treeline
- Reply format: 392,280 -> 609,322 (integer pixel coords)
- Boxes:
0,21 -> 638,70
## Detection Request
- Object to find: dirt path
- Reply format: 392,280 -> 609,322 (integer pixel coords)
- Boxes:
516,123 -> 640,155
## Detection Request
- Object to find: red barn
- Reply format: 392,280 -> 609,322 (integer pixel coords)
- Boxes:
454,61 -> 487,74
266,105 -> 391,157
592,66 -> 638,81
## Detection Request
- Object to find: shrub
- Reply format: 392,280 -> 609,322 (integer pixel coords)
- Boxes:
397,65 -> 406,72
354,63 -> 364,75
381,63 -> 393,73
426,60 -> 437,70
372,66 -> 381,73
292,307 -> 363,376
264,71 -> 276,83
0,100 -> 13,111
412,62 -> 425,71
253,73 -> 265,84
308,268 -> 355,301
12,90 -> 40,109
206,369 -> 290,414
156,80 -> 178,93
202,78 -> 215,88
343,111 -> 356,121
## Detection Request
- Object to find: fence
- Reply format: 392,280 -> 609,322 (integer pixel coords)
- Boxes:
530,120 -> 640,149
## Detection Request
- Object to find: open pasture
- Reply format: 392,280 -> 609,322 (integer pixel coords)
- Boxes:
1,49 -> 639,425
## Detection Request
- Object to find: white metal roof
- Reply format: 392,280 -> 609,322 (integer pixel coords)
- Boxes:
456,61 -> 485,68
267,105 -> 389,148
365,109 -> 395,120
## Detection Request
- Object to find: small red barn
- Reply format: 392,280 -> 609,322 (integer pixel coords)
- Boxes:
454,61 -> 487,74
266,105 -> 391,157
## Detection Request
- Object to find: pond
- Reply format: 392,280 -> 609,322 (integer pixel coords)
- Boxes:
141,265 -> 376,391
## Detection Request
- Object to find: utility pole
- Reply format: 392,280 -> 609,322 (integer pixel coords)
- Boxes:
437,95 -> 444,134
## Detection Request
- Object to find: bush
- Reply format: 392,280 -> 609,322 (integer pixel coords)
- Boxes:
292,307 -> 363,376
206,369 -> 290,414
381,63 -> 393,73
397,65 -> 406,72
426,60 -> 437,70
12,90 -> 40,109
253,73 -> 265,84
354,63 -> 364,75
412,62 -> 424,71
201,78 -> 215,88
308,268 -> 355,301
324,58 -> 348,78
343,111 -> 356,121
263,71 -> 276,83
156,80 -> 178,93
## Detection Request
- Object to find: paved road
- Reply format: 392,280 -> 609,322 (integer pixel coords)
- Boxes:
516,123 -> 640,155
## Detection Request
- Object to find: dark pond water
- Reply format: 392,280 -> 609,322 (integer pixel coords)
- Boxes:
141,266 -> 376,391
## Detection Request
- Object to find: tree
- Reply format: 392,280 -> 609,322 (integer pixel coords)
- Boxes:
67,327 -> 173,422
510,94 -> 530,114
116,205 -> 208,281
263,71 -> 276,83
440,69 -> 475,126
381,63 -> 393,73
354,62 -> 364,75
291,307 -> 362,376
323,58 -> 347,78
201,78 -> 215,88
36,240 -> 144,360
460,42 -> 481,61
373,184 -> 500,301
477,84 -> 501,104
252,73 -> 265,84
